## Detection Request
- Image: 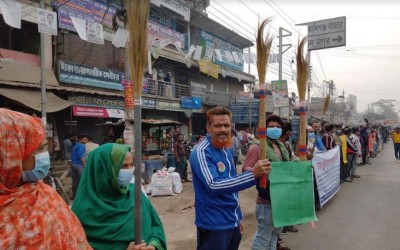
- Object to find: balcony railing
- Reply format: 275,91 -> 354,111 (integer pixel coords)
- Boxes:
142,78 -> 192,99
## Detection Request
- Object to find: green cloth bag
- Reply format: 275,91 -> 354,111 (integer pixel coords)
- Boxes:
269,161 -> 318,227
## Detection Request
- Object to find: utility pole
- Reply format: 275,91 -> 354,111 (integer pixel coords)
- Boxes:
278,27 -> 292,117
40,0 -> 46,127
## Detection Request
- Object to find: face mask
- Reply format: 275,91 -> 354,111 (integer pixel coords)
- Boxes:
308,133 -> 316,139
267,127 -> 282,140
336,130 -> 342,134
22,151 -> 51,183
117,168 -> 134,187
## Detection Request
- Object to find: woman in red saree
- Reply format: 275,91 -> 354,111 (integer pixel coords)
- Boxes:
0,108 -> 91,249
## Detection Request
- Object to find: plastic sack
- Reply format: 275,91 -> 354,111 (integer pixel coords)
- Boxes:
171,172 -> 182,194
150,170 -> 175,197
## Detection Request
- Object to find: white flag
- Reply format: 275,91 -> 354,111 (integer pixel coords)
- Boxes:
185,45 -> 196,58
224,50 -> 234,63
70,16 -> 87,41
0,0 -> 21,29
232,51 -> 241,63
174,41 -> 185,55
37,8 -> 57,36
193,46 -> 203,60
112,28 -> 128,48
204,47 -> 213,61
214,49 -> 223,61
87,21 -> 104,44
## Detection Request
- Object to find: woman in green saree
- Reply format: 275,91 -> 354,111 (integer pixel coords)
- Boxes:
72,143 -> 166,250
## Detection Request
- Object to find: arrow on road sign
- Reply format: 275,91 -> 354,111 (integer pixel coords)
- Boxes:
332,36 -> 343,43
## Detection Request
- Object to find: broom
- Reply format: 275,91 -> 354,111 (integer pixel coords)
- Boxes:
126,0 -> 150,244
296,37 -> 309,161
256,19 -> 273,188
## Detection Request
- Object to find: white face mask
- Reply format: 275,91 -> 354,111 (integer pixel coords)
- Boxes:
117,168 -> 134,187
22,151 -> 51,183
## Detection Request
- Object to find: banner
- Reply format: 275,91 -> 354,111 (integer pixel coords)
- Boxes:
312,146 -> 341,207
199,59 -> 219,79
53,0 -> 120,32
198,30 -> 243,71
73,106 -> 124,118
148,20 -> 185,49
271,80 -> 289,108
59,60 -> 123,90
269,161 -> 318,227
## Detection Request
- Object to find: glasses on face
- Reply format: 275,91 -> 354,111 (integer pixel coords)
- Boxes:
122,163 -> 134,169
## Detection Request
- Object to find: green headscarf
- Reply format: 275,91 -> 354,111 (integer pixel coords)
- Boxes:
72,143 -> 167,250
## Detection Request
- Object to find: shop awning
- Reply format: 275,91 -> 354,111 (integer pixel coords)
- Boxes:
0,88 -> 73,113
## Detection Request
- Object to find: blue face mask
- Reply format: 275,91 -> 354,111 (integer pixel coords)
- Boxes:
308,133 -> 316,139
22,151 -> 51,183
117,168 -> 134,187
267,127 -> 282,140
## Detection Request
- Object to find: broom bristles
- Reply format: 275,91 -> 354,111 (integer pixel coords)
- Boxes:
256,18 -> 273,84
126,0 -> 150,95
323,94 -> 330,116
296,37 -> 309,101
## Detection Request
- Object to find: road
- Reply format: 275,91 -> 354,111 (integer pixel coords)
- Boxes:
150,143 -> 400,250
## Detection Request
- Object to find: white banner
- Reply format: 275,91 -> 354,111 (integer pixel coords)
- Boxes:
312,146 -> 341,207
37,8 -> 57,36
0,0 -> 21,29
214,49 -> 223,61
193,45 -> 203,60
112,28 -> 128,48
185,45 -> 196,58
203,47 -> 213,61
70,16 -> 87,41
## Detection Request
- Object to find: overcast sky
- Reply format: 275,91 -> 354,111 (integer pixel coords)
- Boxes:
207,0 -> 400,112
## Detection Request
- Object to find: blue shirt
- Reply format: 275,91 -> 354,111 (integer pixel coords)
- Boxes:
190,135 -> 256,230
315,134 -> 326,151
71,142 -> 86,166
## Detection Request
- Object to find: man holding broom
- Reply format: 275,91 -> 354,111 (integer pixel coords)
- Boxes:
243,115 -> 291,250
190,106 -> 271,250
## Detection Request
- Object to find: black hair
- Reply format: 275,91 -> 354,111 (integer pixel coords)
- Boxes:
352,127 -> 359,133
325,124 -> 335,132
78,134 -> 88,140
266,115 -> 284,128
282,122 -> 292,134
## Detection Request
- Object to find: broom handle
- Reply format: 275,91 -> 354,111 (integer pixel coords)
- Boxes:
259,83 -> 267,188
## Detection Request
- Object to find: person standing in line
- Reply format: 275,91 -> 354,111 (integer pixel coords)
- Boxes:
84,136 -> 99,160
344,127 -> 359,179
322,124 -> 336,150
190,106 -> 270,250
231,129 -> 241,167
63,134 -> 76,161
310,120 -> 326,152
339,128 -> 352,182
243,115 -> 291,250
174,133 -> 190,182
391,126 -> 400,162
70,135 -> 88,199
351,127 -> 363,165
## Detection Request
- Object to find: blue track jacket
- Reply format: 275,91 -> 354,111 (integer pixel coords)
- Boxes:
190,135 -> 256,230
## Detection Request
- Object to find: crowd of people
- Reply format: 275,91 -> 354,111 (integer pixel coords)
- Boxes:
1,107 -> 398,250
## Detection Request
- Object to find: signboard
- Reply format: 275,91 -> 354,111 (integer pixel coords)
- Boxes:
198,30 -> 243,72
73,105 -> 124,118
151,0 -> 190,22
157,101 -> 182,111
204,91 -> 231,107
59,60 -> 123,90
291,115 -> 300,141
149,8 -> 176,30
69,95 -> 124,109
298,16 -> 346,51
191,82 -> 207,99
230,101 -> 259,124
148,20 -> 185,49
181,96 -> 202,109
53,0 -> 120,32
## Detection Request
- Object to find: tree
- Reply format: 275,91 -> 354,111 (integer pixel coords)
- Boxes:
370,99 -> 399,120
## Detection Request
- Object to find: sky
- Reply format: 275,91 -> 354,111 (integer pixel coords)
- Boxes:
207,0 -> 400,112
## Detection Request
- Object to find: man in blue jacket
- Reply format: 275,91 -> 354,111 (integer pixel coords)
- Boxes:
190,106 -> 270,250
70,134 -> 88,199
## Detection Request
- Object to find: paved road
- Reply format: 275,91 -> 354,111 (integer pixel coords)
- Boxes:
281,143 -> 400,250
